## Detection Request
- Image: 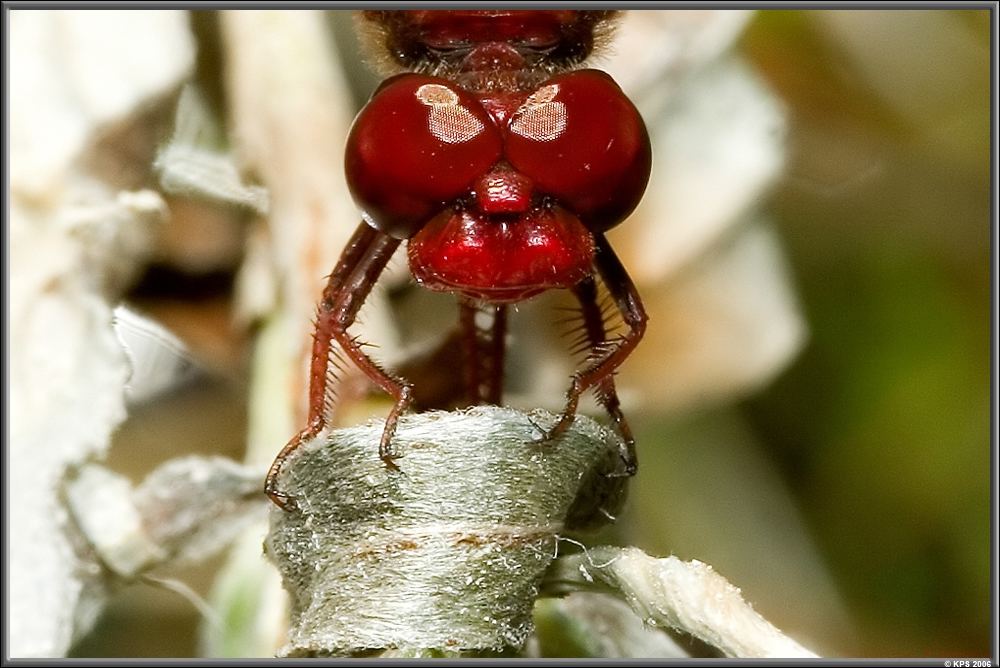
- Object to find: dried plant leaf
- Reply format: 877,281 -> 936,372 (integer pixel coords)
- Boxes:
542,546 -> 818,658
9,10 -> 194,657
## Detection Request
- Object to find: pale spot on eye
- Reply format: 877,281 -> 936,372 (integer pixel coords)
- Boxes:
416,84 -> 459,106
509,85 -> 566,142
525,84 -> 560,105
416,83 -> 484,144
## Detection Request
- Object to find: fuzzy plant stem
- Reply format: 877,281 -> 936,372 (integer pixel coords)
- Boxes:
264,406 -> 628,657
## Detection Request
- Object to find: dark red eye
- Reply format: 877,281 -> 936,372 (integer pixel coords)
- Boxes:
503,69 -> 651,232
345,73 -> 504,239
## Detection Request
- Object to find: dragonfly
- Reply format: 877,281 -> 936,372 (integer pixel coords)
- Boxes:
266,9 -> 651,509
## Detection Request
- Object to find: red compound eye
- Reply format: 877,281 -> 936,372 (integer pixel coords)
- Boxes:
345,73 -> 504,239
503,69 -> 651,232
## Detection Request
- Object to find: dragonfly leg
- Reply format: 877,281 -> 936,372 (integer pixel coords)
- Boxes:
541,234 -> 646,469
265,223 -> 404,510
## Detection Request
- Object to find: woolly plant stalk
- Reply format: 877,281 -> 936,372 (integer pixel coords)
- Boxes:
264,406 -> 627,657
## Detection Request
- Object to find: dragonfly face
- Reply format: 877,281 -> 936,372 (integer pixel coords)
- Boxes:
267,10 -> 650,510
347,11 -> 651,301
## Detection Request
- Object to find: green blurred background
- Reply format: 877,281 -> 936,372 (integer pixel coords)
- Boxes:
622,9 -> 990,658
623,9 -> 990,657
70,9 -> 992,659
747,10 -> 991,656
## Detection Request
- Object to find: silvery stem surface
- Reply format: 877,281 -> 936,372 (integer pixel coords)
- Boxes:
265,406 -> 627,657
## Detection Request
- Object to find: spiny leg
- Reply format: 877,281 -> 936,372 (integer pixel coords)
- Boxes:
327,233 -> 409,466
307,222 -> 381,426
569,275 -> 638,475
543,233 -> 647,453
265,222 -> 379,509
265,223 -> 402,510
